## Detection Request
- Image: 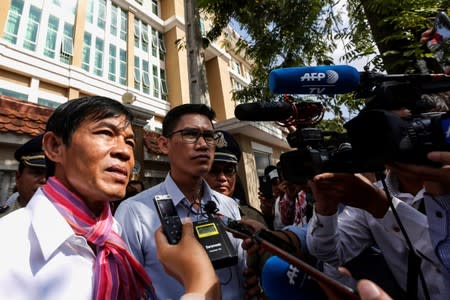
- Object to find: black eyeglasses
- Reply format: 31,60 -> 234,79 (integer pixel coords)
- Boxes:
209,165 -> 237,177
166,128 -> 218,146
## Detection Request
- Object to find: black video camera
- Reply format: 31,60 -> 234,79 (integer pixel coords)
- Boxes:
280,128 -> 356,184
345,109 -> 450,169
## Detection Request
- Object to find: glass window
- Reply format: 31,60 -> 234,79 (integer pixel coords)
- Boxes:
0,88 -> 27,101
160,68 -> 167,100
60,22 -> 74,64
97,0 -> 106,29
94,37 -> 104,76
23,5 -> 42,51
134,56 -> 141,90
86,0 -> 93,24
142,24 -> 149,52
44,15 -> 59,58
4,0 -> 24,44
152,65 -> 159,97
110,5 -> 118,36
120,9 -> 127,41
108,45 -> 117,81
151,0 -> 158,15
151,28 -> 158,57
82,32 -> 92,71
119,49 -> 127,85
254,151 -> 271,177
159,32 -> 166,54
142,60 -> 150,94
38,98 -> 61,108
134,19 -> 140,48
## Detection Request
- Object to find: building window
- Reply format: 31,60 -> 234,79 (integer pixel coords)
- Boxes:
119,49 -> 127,85
152,65 -> 159,97
232,59 -> 241,75
108,44 -> 117,81
97,0 -> 106,29
38,98 -> 61,108
86,0 -> 94,24
23,5 -> 42,51
0,88 -> 28,101
82,32 -> 92,71
60,22 -> 74,64
120,9 -> 127,41
160,68 -> 167,100
134,18 -> 141,49
151,0 -> 159,15
142,24 -> 149,52
151,28 -> 158,57
134,56 -> 141,90
94,38 -> 104,76
254,151 -> 272,177
159,32 -> 166,60
110,5 -> 118,36
44,15 -> 59,58
142,60 -> 150,95
3,0 -> 24,44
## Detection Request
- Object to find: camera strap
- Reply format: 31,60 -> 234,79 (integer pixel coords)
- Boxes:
406,251 -> 421,300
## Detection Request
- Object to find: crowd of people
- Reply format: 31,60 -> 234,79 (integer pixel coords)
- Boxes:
0,27 -> 449,300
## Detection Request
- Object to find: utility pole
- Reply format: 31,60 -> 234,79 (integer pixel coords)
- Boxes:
184,0 -> 210,105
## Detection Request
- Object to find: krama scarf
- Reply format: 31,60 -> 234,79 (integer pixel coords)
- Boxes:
42,176 -> 155,300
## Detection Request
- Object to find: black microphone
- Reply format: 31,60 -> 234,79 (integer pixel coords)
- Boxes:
204,200 -> 219,215
234,101 -> 293,121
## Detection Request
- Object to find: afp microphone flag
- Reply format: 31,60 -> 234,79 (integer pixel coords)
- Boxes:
269,65 -> 360,94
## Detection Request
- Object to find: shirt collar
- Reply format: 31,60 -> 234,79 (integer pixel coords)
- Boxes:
163,173 -> 216,207
29,188 -> 76,261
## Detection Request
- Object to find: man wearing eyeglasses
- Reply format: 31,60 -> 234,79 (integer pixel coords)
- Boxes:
0,134 -> 46,217
115,104 -> 246,300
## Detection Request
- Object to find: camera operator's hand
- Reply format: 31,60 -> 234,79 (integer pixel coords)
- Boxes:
155,219 -> 220,300
310,173 -> 389,218
387,151 -> 450,196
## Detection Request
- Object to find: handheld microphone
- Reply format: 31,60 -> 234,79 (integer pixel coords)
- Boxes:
261,256 -> 327,300
269,65 -> 360,94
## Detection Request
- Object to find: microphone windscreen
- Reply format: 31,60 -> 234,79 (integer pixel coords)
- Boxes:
234,101 -> 293,121
261,256 -> 326,300
269,65 -> 360,94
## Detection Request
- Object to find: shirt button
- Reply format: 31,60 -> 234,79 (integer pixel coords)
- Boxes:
393,226 -> 400,232
436,211 -> 443,218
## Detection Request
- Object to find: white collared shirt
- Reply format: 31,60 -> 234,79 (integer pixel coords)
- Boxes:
0,188 -> 113,300
306,175 -> 449,300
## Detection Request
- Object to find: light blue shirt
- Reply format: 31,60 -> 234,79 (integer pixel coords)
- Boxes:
115,174 -> 246,300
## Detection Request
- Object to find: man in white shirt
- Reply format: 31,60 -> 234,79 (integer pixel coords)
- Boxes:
307,170 -> 449,299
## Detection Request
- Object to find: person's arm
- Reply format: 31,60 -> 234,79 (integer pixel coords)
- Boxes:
306,173 -> 378,266
155,219 -> 220,300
